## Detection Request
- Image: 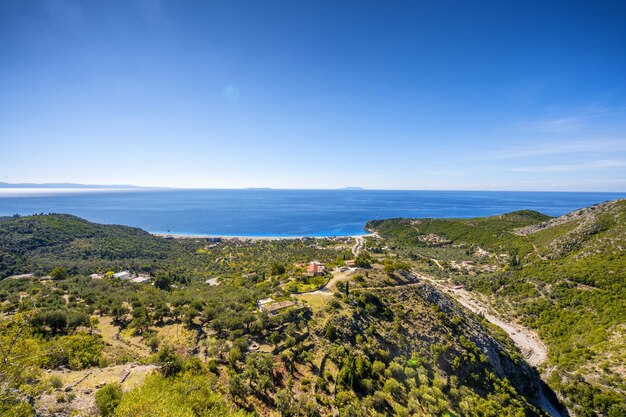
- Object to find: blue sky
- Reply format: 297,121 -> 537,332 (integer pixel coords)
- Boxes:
1,0 -> 625,191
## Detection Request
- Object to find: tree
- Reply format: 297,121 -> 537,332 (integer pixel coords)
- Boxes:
227,371 -> 248,402
50,266 -> 69,280
153,275 -> 171,291
95,383 -> 123,417
325,323 -> 337,342
0,312 -> 46,416
156,345 -> 183,377
355,254 -> 371,268
244,353 -> 274,394
229,346 -> 242,367
67,311 -> 89,332
130,305 -> 150,334
36,310 -> 67,335
89,316 -> 100,334
270,262 -> 286,276
110,301 -> 128,324
383,378 -> 404,400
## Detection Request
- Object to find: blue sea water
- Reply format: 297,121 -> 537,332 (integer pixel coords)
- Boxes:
0,189 -> 624,237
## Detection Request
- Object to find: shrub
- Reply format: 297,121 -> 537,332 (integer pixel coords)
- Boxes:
95,384 -> 123,417
49,375 -> 63,390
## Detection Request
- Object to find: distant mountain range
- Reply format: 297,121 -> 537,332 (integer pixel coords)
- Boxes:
0,182 -> 142,189
0,183 -> 367,190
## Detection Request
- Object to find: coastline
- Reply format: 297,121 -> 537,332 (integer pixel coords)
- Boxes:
151,232 -> 373,241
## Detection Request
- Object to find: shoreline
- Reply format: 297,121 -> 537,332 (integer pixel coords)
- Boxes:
152,232 -> 374,241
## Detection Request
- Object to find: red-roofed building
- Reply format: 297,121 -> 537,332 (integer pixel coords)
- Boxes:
306,261 -> 325,276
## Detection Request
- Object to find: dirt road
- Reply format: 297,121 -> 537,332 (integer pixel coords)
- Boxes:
352,236 -> 364,257
364,276 -> 547,365
414,272 -> 548,366
296,268 -> 354,297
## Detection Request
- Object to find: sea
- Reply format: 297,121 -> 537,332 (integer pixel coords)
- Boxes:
0,189 -> 624,237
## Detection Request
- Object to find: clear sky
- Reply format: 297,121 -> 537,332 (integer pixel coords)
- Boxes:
1,0 -> 625,191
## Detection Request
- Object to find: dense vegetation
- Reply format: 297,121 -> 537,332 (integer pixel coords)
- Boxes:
0,213 -> 563,416
368,199 -> 626,417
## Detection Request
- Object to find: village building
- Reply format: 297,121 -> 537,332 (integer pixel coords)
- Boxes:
306,261 -> 325,276
113,271 -> 131,280
257,298 -> 274,310
260,300 -> 295,315
90,273 -> 104,279
131,276 -> 151,284
344,260 -> 356,268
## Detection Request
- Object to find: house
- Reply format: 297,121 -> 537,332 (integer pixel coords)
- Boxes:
257,298 -> 274,311
261,300 -> 295,315
344,260 -> 356,268
206,277 -> 219,286
243,272 -> 258,279
132,276 -> 151,284
113,271 -> 131,280
90,273 -> 104,279
306,261 -> 325,276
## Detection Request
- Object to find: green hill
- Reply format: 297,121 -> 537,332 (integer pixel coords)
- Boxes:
367,199 -> 626,416
0,213 -> 558,416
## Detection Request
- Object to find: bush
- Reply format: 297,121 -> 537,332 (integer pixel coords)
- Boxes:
49,375 -> 63,389
50,266 -> 69,280
45,334 -> 103,370
95,384 -> 123,416
156,345 -> 184,377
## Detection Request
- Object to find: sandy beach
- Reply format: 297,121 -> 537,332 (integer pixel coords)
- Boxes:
151,232 -> 373,241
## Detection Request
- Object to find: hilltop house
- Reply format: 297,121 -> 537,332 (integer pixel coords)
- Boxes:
306,261 -> 325,276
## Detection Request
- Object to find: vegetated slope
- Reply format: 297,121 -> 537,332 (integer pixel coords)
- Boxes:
368,210 -> 550,258
0,214 -> 344,281
0,214 -> 554,416
367,199 -> 626,417
0,214 -> 177,278
300,282 -> 551,416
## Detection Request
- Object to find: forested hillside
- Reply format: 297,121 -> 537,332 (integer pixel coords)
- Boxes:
0,213 -> 560,416
368,199 -> 626,417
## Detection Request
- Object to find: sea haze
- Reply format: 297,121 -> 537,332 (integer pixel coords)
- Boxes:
0,189 -> 623,237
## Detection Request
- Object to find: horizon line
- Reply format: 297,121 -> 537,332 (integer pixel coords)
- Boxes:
0,182 -> 625,194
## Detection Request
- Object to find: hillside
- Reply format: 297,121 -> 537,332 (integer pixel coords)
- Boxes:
367,199 -> 626,417
0,213 -> 559,416
0,214 -> 343,281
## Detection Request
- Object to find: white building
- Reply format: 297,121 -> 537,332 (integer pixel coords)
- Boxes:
257,298 -> 274,311
113,271 -> 131,280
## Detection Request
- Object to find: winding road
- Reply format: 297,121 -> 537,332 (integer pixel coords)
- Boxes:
351,236 -> 364,257
413,271 -> 548,366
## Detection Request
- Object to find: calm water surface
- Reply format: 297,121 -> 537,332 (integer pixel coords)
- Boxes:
0,189 -> 623,237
